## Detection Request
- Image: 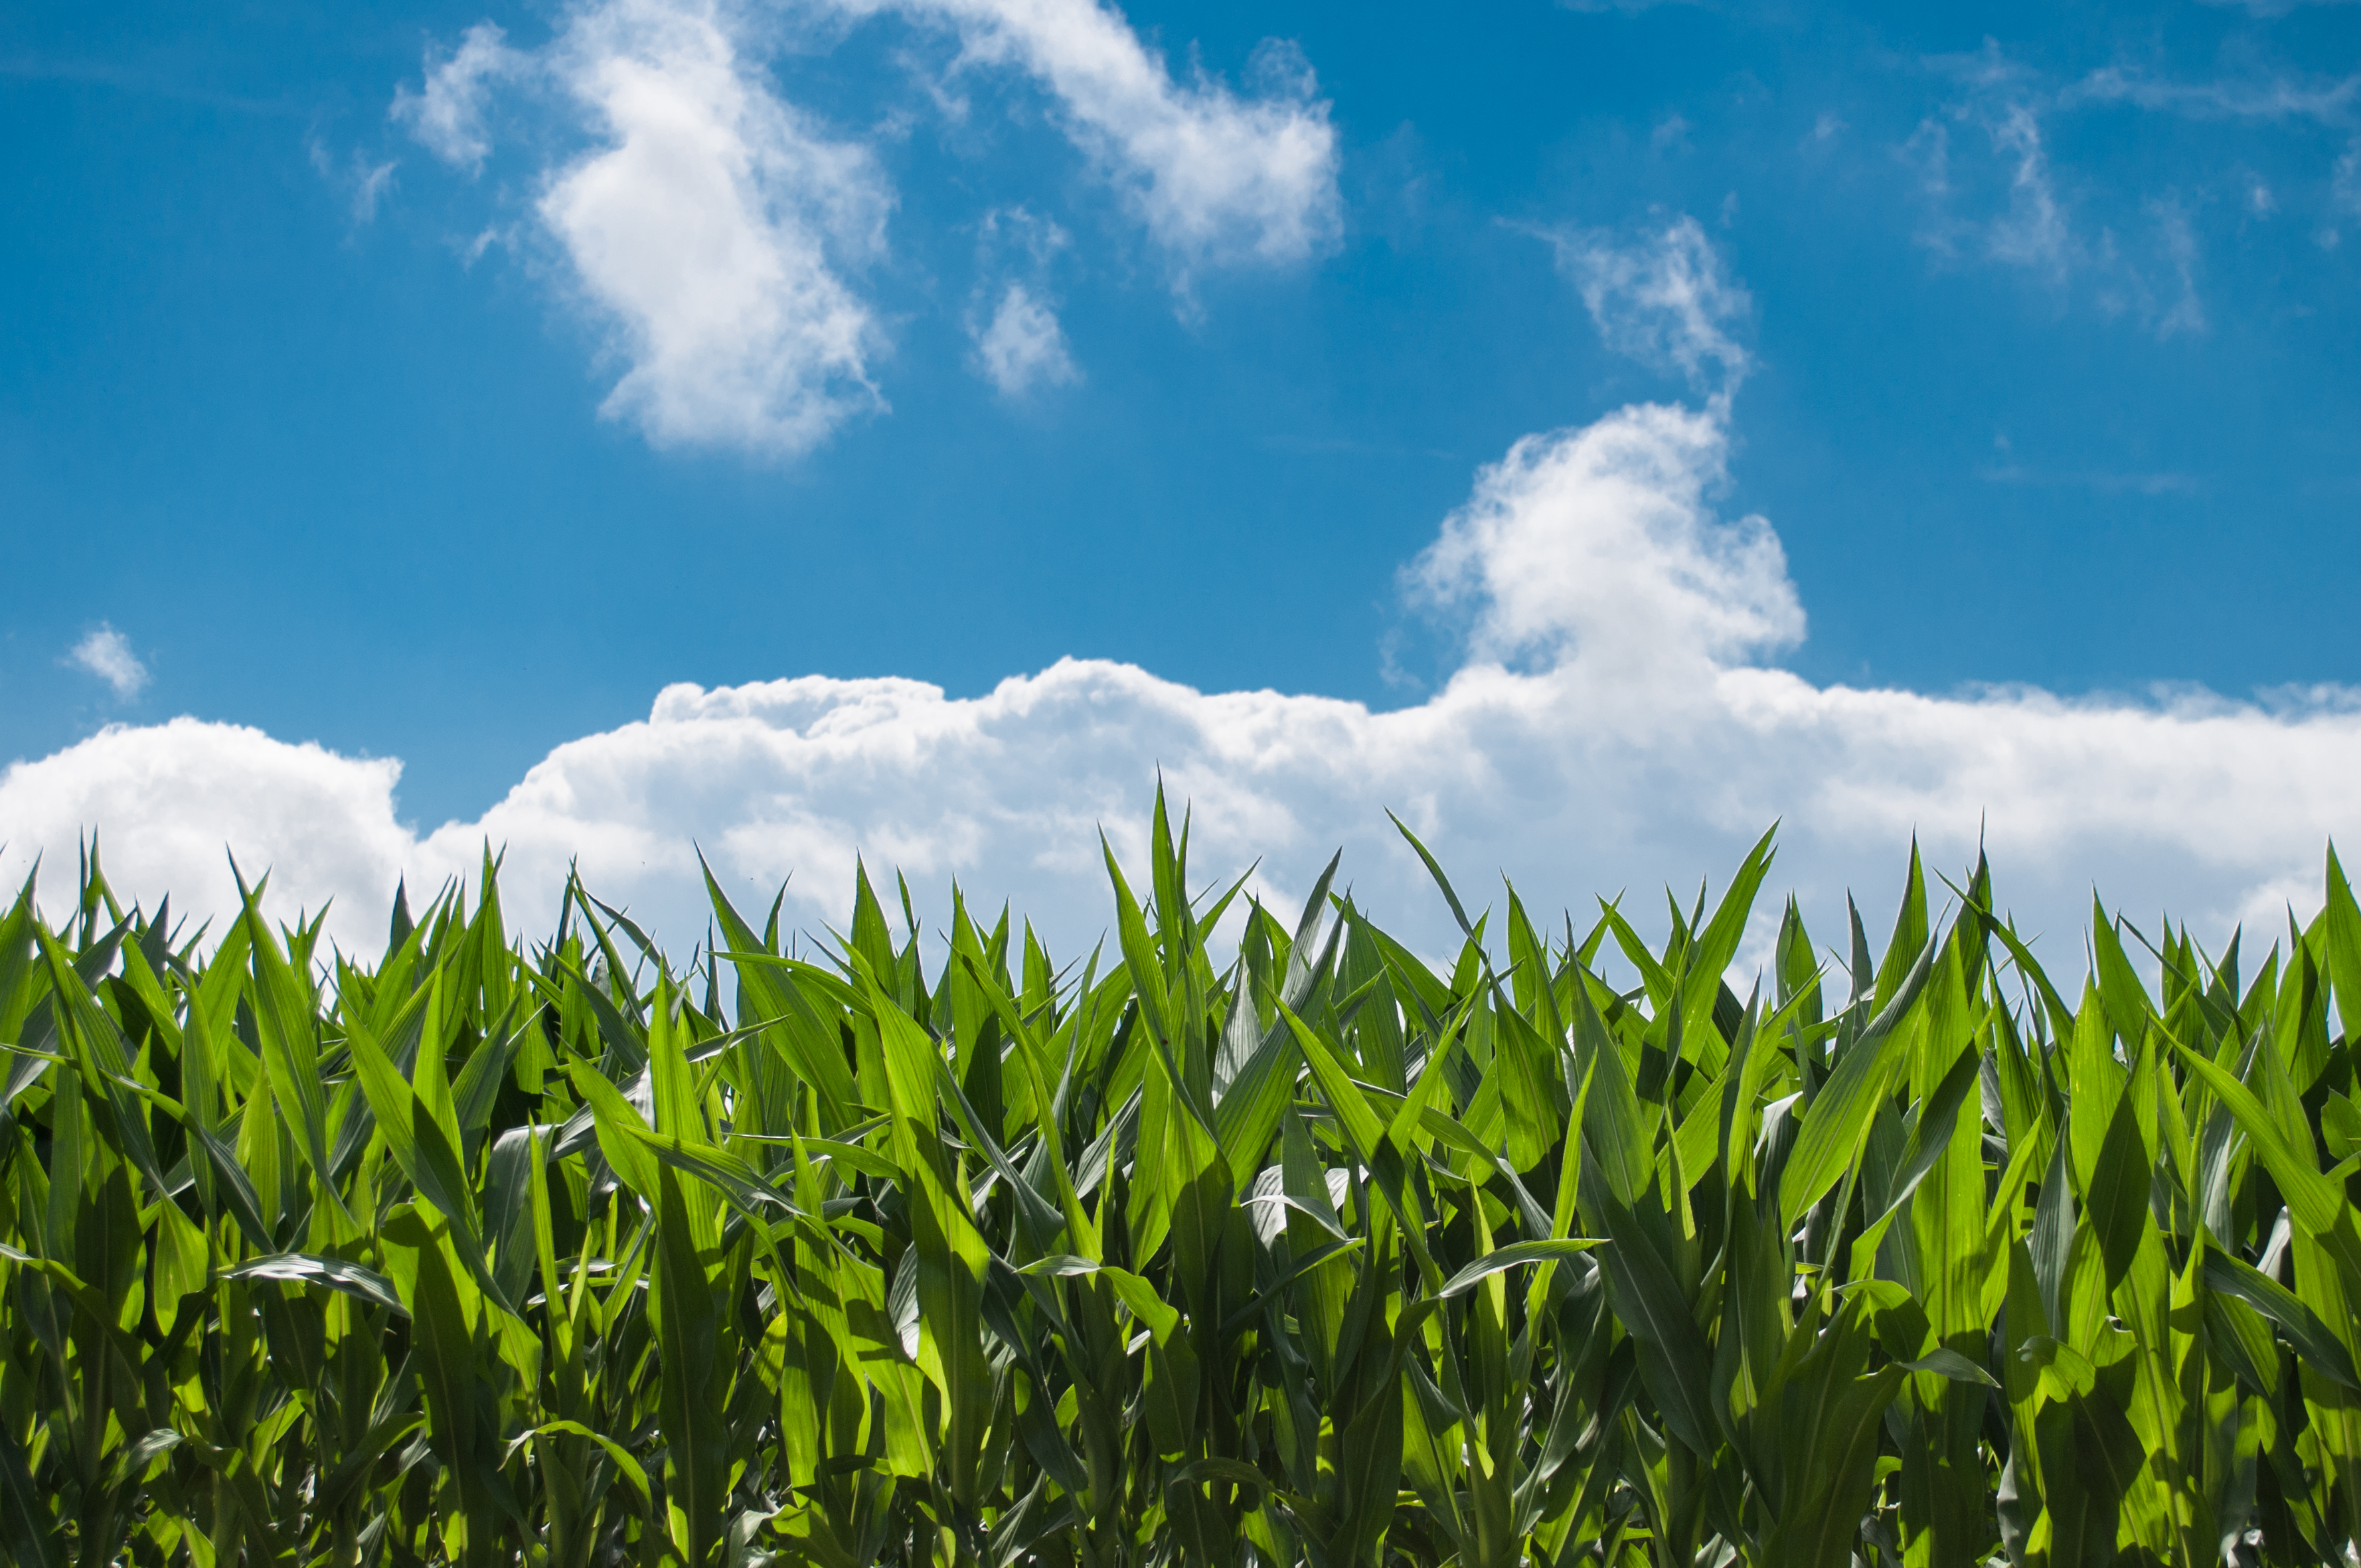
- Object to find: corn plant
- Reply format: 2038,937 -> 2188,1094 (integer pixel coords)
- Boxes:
8,799 -> 2361,1565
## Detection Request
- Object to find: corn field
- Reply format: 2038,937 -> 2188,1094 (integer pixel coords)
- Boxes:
9,800 -> 2361,1567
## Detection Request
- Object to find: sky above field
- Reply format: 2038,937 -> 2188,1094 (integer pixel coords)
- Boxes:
6,0 -> 2361,964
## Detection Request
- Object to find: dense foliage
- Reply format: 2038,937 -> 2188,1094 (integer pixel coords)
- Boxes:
8,801 -> 2361,1566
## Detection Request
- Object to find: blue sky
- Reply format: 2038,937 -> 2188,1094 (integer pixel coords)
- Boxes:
6,0 -> 2361,957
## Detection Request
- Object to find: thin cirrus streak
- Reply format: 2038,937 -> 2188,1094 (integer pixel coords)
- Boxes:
8,389 -> 2360,975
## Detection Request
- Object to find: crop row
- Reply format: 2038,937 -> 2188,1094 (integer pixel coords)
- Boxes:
6,799 -> 2361,1565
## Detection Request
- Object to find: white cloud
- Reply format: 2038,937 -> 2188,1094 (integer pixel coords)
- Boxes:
66,625 -> 149,698
351,161 -> 398,222
307,139 -> 400,225
11,392 -> 2359,975
2199,0 -> 2360,14
1,721 -> 406,936
2066,66 -> 2361,125
893,0 -> 1341,272
1981,104 -> 2071,274
1901,46 -> 2086,282
971,281 -> 1080,394
1904,47 -> 2360,327
1540,216 -> 1753,398
1977,461 -> 2202,495
388,0 -> 1340,455
2149,193 -> 2206,339
537,0 -> 892,455
392,22 -> 523,173
1406,402 -> 1799,676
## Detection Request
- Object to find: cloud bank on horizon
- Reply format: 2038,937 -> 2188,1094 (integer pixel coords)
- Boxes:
9,218 -> 2360,968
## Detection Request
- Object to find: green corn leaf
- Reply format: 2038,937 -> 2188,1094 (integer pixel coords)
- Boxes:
1388,809 -> 1478,939
346,1010 -> 505,1303
31,926 -> 177,1206
1433,1237 -> 1606,1300
1279,998 -> 1390,1165
1892,1347 -> 1999,1387
1101,835 -> 1174,1052
8,807 -> 2358,1568
1674,824 -> 1776,1051
2202,1250 -> 2361,1391
1580,1143 -> 1719,1456
1779,931 -> 1936,1229
0,1418 -> 62,1568
2175,1042 -> 2354,1257
220,1252 -> 408,1316
236,878 -> 350,1220
1099,1265 -> 1181,1342
651,1161 -> 731,1567
506,1421 -> 653,1513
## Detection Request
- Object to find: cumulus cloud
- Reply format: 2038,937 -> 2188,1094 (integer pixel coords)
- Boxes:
1,721 -> 404,932
538,0 -> 892,454
66,625 -> 149,698
1406,402 -> 1798,676
11,390 -> 2360,974
893,0 -> 1340,271
970,281 -> 1080,394
388,0 -> 1339,455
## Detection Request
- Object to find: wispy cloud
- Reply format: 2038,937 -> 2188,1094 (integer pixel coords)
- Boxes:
389,21 -> 520,173
1980,104 -> 2070,273
307,138 -> 398,225
390,0 -> 1341,456
1556,0 -> 1706,12
0,51 -> 297,115
66,625 -> 148,698
2149,192 -> 2207,338
1897,44 -> 2248,339
1977,434 -> 2203,494
970,282 -> 1080,396
2195,0 -> 2361,19
1536,214 -> 1753,400
1902,59 -> 2075,280
2066,64 -> 2361,125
